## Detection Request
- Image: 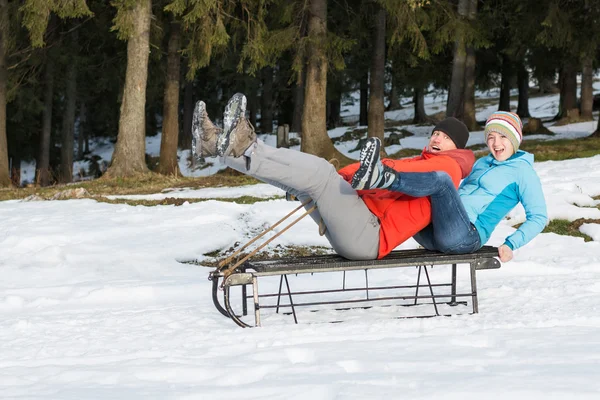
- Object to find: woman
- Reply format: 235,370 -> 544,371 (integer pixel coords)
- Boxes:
352,111 -> 547,262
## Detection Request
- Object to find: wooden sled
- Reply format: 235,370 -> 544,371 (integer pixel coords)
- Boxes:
209,246 -> 500,328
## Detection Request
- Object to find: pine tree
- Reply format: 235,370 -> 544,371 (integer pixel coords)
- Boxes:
299,0 -> 353,163
383,0 -> 461,125
367,2 -> 386,143
0,0 -> 91,187
157,17 -> 182,176
105,0 -> 152,178
0,0 -> 9,187
446,0 -> 469,119
445,0 -> 482,128
59,27 -> 79,183
537,0 -> 600,123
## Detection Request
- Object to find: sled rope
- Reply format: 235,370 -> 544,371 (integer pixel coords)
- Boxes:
218,198 -> 313,268
219,200 -> 318,283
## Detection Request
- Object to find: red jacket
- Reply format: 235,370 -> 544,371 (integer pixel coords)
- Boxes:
338,148 -> 475,258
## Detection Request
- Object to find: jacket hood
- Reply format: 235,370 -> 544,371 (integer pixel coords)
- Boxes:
422,147 -> 475,178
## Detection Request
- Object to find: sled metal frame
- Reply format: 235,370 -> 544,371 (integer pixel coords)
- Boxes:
208,246 -> 500,328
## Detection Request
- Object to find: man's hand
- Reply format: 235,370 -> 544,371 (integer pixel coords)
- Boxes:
498,244 -> 513,262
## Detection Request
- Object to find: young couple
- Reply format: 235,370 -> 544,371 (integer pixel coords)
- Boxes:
192,93 -> 547,263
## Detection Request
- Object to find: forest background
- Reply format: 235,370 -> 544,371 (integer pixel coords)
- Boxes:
0,0 -> 599,188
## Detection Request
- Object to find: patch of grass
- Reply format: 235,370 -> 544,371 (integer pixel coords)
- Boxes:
468,136 -> 600,162
189,245 -> 333,268
203,249 -> 222,258
520,136 -> 600,162
387,148 -> 423,158
543,219 -> 595,242
94,195 -> 283,207
467,143 -> 489,151
389,128 -> 415,137
384,118 -> 415,127
0,173 -> 261,202
333,128 -> 367,143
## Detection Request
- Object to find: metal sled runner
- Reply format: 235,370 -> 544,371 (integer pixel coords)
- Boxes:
208,246 -> 501,328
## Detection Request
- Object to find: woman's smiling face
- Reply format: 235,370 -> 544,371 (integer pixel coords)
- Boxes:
486,131 -> 514,161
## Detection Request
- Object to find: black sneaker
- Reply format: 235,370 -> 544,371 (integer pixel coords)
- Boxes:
217,93 -> 248,157
351,138 -> 395,190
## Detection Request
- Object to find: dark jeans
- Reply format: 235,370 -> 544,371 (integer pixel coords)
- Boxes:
389,171 -> 481,254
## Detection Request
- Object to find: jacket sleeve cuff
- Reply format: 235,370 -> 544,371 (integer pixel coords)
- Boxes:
503,240 -> 514,250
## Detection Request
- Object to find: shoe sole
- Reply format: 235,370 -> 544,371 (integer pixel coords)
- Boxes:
191,101 -> 206,159
218,93 -> 247,156
351,138 -> 381,190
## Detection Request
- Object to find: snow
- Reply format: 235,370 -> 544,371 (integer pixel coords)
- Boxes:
3,91 -> 600,398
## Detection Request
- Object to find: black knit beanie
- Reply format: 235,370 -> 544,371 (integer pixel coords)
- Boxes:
431,117 -> 470,149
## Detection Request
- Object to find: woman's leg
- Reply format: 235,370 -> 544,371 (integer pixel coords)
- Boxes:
413,224 -> 436,251
390,171 -> 480,253
224,140 -> 380,260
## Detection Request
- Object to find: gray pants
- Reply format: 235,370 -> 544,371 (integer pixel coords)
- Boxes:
224,140 -> 380,260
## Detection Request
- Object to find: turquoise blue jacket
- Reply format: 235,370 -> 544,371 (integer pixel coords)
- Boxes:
458,150 -> 548,250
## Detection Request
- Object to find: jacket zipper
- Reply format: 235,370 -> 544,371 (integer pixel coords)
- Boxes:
464,161 -> 497,195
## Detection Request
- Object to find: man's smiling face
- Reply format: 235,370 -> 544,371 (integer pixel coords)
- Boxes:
427,131 -> 458,152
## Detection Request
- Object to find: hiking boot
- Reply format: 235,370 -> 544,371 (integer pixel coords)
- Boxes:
217,93 -> 257,157
192,100 -> 222,158
351,138 -> 396,190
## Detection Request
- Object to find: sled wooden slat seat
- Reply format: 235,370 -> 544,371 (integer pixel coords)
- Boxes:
245,246 -> 500,274
209,246 -> 501,328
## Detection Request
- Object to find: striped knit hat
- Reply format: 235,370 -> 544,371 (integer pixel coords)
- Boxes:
484,111 -> 523,153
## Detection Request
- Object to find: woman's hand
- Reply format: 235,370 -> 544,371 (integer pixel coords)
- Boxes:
498,244 -> 513,262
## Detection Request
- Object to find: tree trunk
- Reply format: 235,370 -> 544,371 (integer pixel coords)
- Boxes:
158,21 -> 181,176
499,55 -> 512,112
539,76 -> 556,94
10,151 -> 20,186
594,113 -> 600,136
292,12 -> 308,134
59,54 -> 77,183
247,84 -> 258,128
359,71 -> 368,126
180,62 -> 193,150
0,0 -> 10,187
580,55 -> 594,121
413,85 -> 427,124
291,69 -> 304,133
560,61 -> 578,120
300,0 -> 350,164
458,0 -> 478,130
327,87 -> 341,129
462,40 -> 477,131
367,5 -> 386,142
106,0 -> 152,178
37,59 -> 54,186
388,75 -> 401,111
260,66 -> 274,134
446,0 -> 469,119
516,61 -> 530,118
77,102 -> 86,160
84,124 -> 89,153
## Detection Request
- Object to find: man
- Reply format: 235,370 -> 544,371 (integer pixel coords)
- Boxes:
194,93 -> 474,260
350,111 -> 547,262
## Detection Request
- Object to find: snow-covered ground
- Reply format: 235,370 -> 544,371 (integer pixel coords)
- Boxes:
3,89 -> 600,398
2,153 -> 600,398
